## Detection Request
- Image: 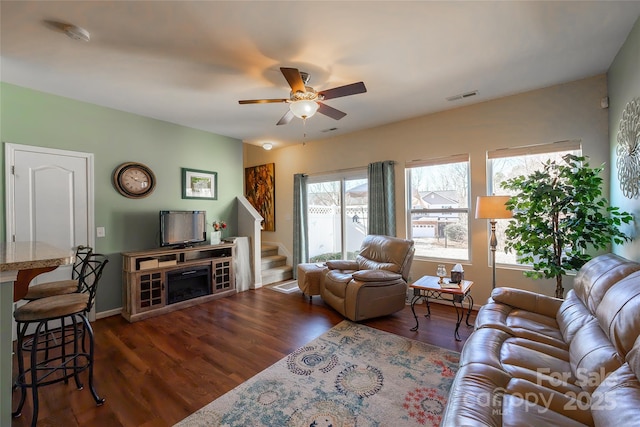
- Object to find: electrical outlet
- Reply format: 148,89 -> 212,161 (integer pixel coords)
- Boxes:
96,226 -> 106,238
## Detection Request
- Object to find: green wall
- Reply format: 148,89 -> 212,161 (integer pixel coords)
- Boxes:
0,83 -> 244,312
608,16 -> 640,261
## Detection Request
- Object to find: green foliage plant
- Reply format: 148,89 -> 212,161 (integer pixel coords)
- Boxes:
501,154 -> 633,298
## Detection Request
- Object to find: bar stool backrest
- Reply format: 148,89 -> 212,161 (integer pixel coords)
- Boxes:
72,245 -> 94,280
77,253 -> 109,313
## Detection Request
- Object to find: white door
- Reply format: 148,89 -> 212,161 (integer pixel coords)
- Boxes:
5,143 -> 94,331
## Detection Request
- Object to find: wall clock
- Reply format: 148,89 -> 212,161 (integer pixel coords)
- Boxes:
113,162 -> 156,199
616,97 -> 640,199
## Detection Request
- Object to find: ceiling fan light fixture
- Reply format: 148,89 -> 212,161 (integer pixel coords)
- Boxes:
289,99 -> 319,119
239,67 -> 364,125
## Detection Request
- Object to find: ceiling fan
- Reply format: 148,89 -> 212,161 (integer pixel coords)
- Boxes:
239,67 -> 367,125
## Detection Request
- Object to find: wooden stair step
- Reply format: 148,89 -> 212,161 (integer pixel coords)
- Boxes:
260,243 -> 293,286
262,265 -> 293,285
261,244 -> 279,257
261,254 -> 286,270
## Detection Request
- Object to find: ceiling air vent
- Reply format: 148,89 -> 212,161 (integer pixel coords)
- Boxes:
321,127 -> 338,133
446,90 -> 478,102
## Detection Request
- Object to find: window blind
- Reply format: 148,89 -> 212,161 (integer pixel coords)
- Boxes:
487,139 -> 582,160
405,153 -> 469,168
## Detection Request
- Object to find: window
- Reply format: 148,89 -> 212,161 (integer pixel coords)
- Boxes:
307,171 -> 368,262
406,154 -> 470,261
487,140 -> 582,266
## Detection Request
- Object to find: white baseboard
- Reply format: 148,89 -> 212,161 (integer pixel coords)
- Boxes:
96,307 -> 122,319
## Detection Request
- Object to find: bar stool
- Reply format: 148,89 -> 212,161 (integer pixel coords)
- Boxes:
22,245 -> 93,300
18,246 -> 94,365
12,254 -> 109,427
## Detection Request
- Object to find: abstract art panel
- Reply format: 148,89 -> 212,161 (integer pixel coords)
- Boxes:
245,163 -> 275,231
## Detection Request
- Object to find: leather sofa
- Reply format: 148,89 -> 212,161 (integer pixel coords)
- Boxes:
442,253 -> 640,426
321,235 -> 415,321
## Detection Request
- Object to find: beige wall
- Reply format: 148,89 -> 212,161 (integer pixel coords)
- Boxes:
245,75 -> 610,304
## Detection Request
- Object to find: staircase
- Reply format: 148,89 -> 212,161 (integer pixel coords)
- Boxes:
261,244 -> 293,285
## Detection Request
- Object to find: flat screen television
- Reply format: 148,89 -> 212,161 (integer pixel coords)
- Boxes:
159,210 -> 207,247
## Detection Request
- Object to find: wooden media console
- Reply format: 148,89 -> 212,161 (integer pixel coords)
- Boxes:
121,243 -> 236,322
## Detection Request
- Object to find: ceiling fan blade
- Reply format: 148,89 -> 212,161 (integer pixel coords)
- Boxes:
276,110 -> 295,125
239,99 -> 288,104
317,102 -> 347,120
318,82 -> 367,100
280,67 -> 306,93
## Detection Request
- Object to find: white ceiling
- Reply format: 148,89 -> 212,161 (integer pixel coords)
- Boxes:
2,1 -> 639,149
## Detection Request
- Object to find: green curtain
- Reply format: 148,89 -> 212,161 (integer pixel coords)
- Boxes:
368,161 -> 396,236
292,173 -> 308,278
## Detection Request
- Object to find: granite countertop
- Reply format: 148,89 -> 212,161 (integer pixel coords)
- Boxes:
0,241 -> 73,272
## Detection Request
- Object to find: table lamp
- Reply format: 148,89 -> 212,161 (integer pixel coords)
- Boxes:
475,195 -> 513,289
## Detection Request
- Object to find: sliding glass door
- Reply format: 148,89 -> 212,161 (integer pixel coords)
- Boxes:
307,172 -> 367,262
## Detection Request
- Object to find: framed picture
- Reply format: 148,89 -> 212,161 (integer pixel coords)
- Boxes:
182,168 -> 217,200
245,163 -> 275,231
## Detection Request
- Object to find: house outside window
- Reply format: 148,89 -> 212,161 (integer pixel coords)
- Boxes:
307,171 -> 368,262
406,154 -> 470,261
487,140 -> 582,266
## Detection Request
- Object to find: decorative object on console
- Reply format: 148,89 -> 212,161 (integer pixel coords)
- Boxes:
182,168 -> 217,200
209,220 -> 226,245
616,96 -> 640,199
209,231 -> 221,245
210,220 -> 226,231
475,195 -> 512,289
113,162 -> 156,199
245,163 -> 276,231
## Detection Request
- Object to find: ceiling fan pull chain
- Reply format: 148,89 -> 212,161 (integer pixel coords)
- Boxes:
303,117 -> 308,140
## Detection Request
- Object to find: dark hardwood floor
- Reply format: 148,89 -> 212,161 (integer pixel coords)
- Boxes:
11,286 -> 475,427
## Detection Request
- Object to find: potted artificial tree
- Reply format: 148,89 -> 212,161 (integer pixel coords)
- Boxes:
501,154 -> 633,298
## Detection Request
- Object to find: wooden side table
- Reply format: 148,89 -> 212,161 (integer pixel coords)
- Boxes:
409,275 -> 474,341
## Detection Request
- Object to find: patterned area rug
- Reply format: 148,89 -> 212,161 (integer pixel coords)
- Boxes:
174,320 -> 459,427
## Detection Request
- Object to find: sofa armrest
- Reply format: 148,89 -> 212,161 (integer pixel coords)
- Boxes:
491,287 -> 563,318
326,260 -> 359,270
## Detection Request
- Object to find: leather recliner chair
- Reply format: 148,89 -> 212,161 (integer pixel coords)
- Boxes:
321,235 -> 415,321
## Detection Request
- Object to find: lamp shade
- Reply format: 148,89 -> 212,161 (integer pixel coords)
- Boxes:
289,99 -> 319,119
475,196 -> 513,219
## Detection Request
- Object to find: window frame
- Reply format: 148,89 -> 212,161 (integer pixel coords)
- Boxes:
405,153 -> 471,262
486,139 -> 583,268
